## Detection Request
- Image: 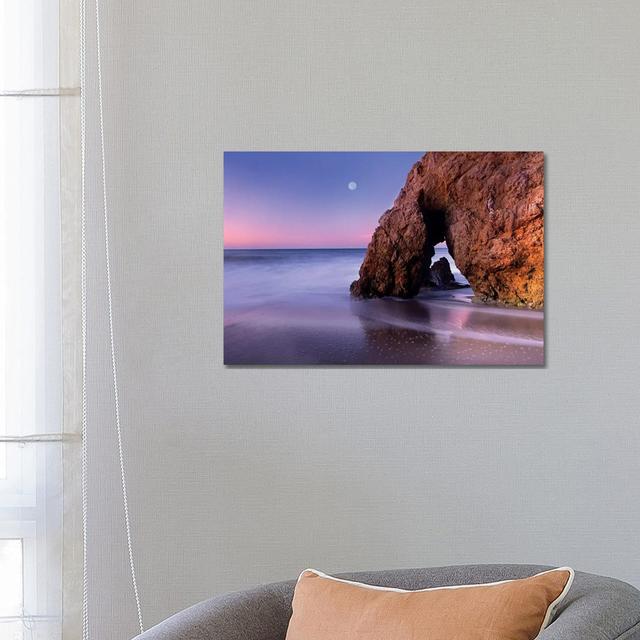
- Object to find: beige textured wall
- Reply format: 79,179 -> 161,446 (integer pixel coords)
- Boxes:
83,2 -> 640,638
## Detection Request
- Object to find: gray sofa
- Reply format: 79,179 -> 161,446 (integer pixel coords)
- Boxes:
135,564 -> 640,639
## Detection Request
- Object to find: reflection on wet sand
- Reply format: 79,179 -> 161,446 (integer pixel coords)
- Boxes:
350,289 -> 544,365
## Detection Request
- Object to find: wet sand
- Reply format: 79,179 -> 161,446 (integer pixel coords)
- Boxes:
224,287 -> 544,366
224,248 -> 543,366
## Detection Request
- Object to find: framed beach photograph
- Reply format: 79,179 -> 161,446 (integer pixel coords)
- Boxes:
224,152 -> 544,365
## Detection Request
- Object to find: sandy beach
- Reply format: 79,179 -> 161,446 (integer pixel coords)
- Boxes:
224,248 -> 544,366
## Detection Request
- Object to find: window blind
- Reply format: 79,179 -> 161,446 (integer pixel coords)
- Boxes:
0,1 -> 82,638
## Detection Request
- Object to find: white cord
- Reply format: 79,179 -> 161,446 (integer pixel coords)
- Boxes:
94,0 -> 145,633
79,0 -> 89,637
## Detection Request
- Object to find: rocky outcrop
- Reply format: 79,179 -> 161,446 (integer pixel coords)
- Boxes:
427,257 -> 457,288
350,152 -> 544,308
349,202 -> 430,298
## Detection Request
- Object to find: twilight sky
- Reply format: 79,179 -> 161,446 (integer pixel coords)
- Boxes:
224,152 -> 425,249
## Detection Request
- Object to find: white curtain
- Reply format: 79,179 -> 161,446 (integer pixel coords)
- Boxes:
0,1 -> 81,638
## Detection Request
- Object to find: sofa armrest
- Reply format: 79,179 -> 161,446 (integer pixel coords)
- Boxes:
539,574 -> 640,640
134,581 -> 294,640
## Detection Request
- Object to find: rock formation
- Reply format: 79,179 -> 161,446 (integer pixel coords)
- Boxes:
349,202 -> 430,299
427,257 -> 457,289
350,152 -> 544,308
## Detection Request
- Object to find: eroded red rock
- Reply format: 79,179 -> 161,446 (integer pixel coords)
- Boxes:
351,152 -> 544,308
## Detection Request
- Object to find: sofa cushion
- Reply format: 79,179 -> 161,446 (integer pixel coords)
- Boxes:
285,567 -> 574,640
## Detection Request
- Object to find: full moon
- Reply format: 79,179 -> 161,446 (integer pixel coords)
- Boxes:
348,181 -> 358,191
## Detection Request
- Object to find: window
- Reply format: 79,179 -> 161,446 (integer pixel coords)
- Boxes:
1,2 -> 80,639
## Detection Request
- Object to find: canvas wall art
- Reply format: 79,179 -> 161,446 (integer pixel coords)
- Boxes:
224,152 -> 544,365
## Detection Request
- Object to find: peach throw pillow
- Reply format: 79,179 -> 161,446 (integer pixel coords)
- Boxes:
285,567 -> 574,640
